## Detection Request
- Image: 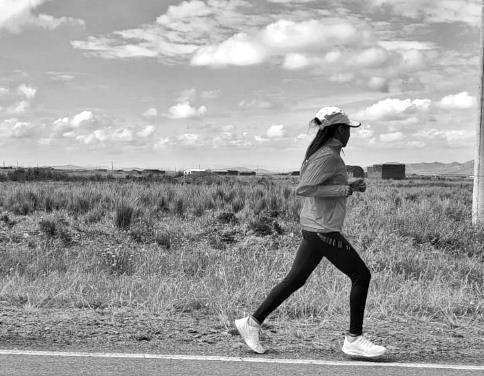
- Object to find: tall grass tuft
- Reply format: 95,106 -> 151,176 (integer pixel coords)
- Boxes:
114,199 -> 134,230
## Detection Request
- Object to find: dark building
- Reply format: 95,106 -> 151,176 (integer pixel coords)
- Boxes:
145,169 -> 165,174
239,171 -> 256,176
346,165 -> 364,178
367,163 -> 405,179
227,170 -> 239,175
290,171 -> 300,176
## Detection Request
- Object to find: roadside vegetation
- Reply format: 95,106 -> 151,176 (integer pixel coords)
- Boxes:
0,175 -> 482,329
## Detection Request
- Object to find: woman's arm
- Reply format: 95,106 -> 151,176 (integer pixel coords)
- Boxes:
296,153 -> 351,197
296,184 -> 352,197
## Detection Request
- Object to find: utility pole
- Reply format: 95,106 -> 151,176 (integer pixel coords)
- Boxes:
111,160 -> 114,172
473,0 -> 484,225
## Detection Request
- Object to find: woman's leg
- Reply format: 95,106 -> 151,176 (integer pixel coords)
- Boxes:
317,233 -> 371,336
252,230 -> 324,324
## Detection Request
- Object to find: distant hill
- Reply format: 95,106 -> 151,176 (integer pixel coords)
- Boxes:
50,164 -> 108,170
225,166 -> 276,175
40,161 -> 475,176
405,160 -> 474,176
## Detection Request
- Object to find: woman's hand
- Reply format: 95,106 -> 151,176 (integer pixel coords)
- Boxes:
343,185 -> 353,196
349,178 -> 366,193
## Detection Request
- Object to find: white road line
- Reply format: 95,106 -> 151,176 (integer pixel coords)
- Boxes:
0,350 -> 482,371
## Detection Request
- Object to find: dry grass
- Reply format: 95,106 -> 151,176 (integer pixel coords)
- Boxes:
0,177 -> 482,328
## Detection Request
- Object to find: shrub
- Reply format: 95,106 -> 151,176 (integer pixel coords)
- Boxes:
248,215 -> 273,236
173,198 -> 185,217
39,218 -> 57,237
253,197 -> 267,215
157,196 -> 169,212
231,198 -> 245,213
114,199 -> 134,230
217,211 -> 238,224
97,246 -> 136,275
155,230 -> 171,249
85,207 -> 104,224
7,189 -> 37,215
193,202 -> 205,217
38,215 -> 72,243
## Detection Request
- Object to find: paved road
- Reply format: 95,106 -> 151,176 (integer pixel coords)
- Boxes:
0,351 -> 482,376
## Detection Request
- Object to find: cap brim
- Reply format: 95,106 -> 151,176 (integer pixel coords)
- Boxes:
347,120 -> 361,127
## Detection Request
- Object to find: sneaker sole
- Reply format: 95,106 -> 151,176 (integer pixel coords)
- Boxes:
234,320 -> 266,354
342,347 -> 386,358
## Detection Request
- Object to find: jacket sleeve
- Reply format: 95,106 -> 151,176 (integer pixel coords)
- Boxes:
296,155 -> 349,198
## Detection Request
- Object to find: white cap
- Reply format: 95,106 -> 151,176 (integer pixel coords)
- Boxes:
314,106 -> 361,129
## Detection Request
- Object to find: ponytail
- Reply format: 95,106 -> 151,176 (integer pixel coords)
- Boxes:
303,118 -> 339,162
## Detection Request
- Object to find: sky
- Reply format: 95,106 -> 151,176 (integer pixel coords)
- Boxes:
0,0 -> 481,171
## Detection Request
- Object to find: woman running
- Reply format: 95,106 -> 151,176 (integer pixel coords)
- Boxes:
235,106 -> 386,358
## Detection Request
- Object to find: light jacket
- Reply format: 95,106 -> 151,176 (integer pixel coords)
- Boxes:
296,138 -> 349,233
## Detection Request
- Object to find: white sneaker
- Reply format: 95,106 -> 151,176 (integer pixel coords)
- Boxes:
234,316 -> 266,354
342,334 -> 386,358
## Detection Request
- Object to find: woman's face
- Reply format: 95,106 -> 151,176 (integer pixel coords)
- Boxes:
337,125 -> 351,147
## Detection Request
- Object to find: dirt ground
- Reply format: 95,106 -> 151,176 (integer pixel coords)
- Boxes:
0,301 -> 482,365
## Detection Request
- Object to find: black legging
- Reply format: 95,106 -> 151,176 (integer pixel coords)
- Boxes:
252,229 -> 371,336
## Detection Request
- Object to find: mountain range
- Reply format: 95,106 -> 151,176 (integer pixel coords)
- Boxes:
404,160 -> 474,176
45,161 -> 475,176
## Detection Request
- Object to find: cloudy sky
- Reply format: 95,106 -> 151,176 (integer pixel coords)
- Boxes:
0,0 -> 480,170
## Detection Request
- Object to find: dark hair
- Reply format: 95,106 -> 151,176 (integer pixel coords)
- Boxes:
303,118 -> 340,162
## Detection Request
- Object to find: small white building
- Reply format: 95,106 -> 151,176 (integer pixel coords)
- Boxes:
183,168 -> 209,176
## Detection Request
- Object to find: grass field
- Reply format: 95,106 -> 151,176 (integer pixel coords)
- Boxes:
0,175 -> 482,330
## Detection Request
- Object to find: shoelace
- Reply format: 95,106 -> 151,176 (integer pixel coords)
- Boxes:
357,336 -> 376,349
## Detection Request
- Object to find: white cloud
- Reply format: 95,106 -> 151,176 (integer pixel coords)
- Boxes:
356,98 -> 431,121
239,98 -> 274,109
73,0 -> 258,61
7,100 -> 29,114
0,0 -> 84,33
48,110 -> 161,149
254,135 -> 269,143
266,0 -> 316,3
166,102 -> 207,119
17,84 -> 37,99
379,132 -> 404,142
31,13 -> 84,30
68,1 -> 440,91
0,118 -> 36,139
353,47 -> 390,68
142,107 -> 158,118
294,133 -> 307,142
283,53 -> 311,70
378,41 -> 437,51
212,131 -> 252,148
354,125 -> 375,139
177,88 -> 197,102
71,111 -> 94,128
367,0 -> 480,27
177,133 -> 200,145
0,87 -> 9,96
328,73 -> 355,83
46,72 -> 75,81
153,137 -> 171,149
414,128 -> 475,148
136,125 -> 155,138
191,18 -> 371,67
200,90 -> 220,99
367,77 -> 389,92
266,124 -> 286,138
191,32 -> 267,66
438,92 -> 477,109
75,127 -> 136,145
